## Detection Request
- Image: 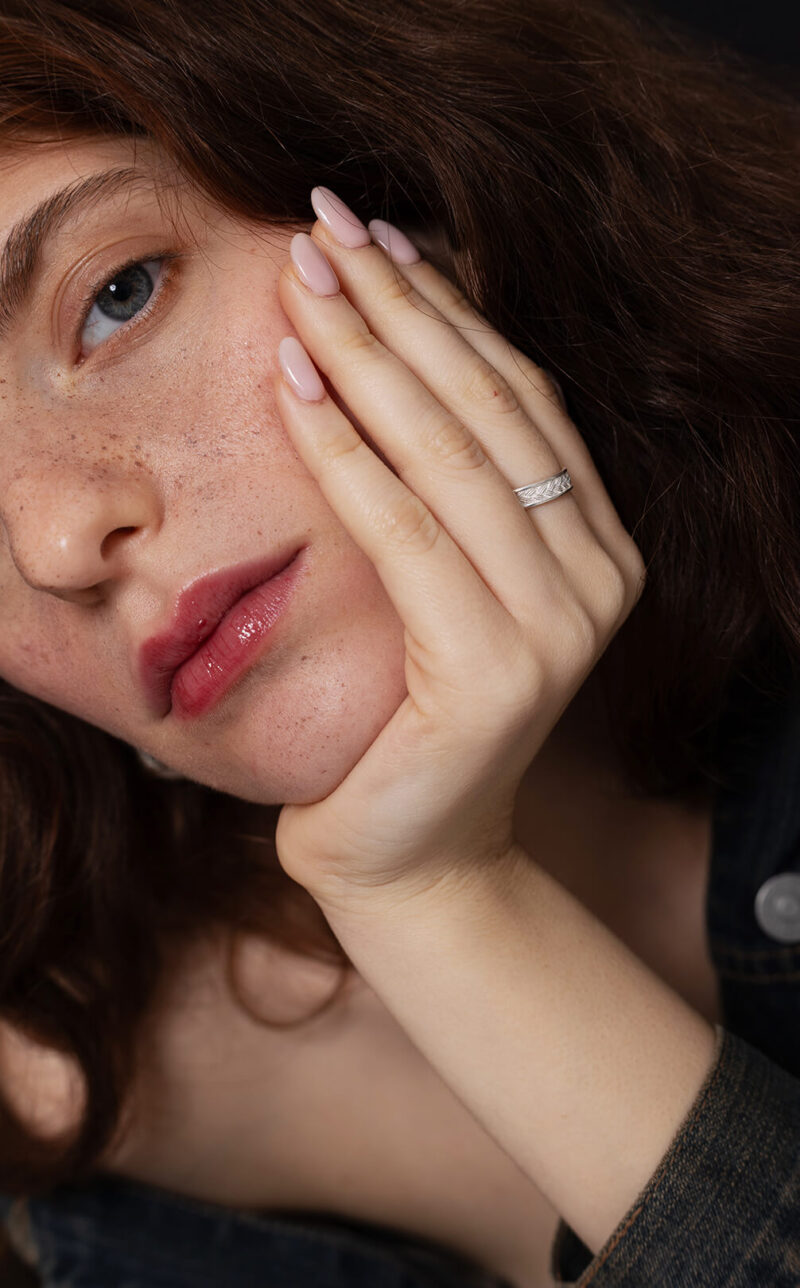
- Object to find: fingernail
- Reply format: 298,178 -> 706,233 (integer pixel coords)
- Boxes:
367,219 -> 421,265
289,232 -> 340,296
310,186 -> 371,248
278,336 -> 326,401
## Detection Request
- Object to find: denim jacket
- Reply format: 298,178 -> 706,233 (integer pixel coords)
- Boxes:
551,649 -> 800,1286
3,654 -> 800,1287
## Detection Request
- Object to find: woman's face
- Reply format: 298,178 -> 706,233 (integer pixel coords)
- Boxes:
0,134 -> 409,803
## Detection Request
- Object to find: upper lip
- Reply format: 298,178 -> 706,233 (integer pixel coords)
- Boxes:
138,543 -> 302,716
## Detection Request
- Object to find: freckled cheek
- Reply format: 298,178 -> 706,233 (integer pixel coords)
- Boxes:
77,300 -> 291,462
150,320 -> 301,473
0,610 -> 109,722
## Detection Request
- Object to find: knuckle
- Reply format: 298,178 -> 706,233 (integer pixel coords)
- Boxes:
463,360 -> 521,416
594,554 -> 631,619
436,275 -> 472,318
337,325 -> 381,360
536,368 -> 567,410
374,269 -> 418,309
376,492 -> 441,554
503,345 -> 538,380
503,645 -> 548,707
426,413 -> 487,472
601,542 -> 648,617
626,544 -> 648,603
318,424 -> 365,469
561,598 -> 600,664
514,353 -> 559,401
526,585 -> 600,678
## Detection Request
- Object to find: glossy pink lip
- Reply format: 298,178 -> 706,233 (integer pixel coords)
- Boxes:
139,544 -> 305,719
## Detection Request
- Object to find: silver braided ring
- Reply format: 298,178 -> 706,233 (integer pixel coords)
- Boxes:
514,468 -> 573,509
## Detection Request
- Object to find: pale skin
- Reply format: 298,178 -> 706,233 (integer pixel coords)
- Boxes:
0,134 -> 717,1262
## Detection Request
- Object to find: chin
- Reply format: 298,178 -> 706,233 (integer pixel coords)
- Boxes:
166,632 -> 410,807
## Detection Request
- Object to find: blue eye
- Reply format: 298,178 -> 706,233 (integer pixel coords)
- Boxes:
78,256 -> 175,357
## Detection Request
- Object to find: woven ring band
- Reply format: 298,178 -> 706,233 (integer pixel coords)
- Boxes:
514,468 -> 573,509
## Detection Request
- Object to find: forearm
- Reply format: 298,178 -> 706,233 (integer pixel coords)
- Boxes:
319,847 -> 717,1256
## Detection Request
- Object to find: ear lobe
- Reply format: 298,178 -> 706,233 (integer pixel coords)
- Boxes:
0,1021 -> 86,1140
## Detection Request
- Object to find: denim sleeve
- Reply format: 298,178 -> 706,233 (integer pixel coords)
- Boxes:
549,1024 -> 800,1287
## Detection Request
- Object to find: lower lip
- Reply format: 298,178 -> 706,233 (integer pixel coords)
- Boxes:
169,549 -> 306,721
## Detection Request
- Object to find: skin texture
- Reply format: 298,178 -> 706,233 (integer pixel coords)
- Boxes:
0,134 -> 410,804
0,142 -> 718,1251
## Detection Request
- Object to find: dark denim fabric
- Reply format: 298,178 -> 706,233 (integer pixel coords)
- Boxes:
0,1175 -> 513,1287
552,651 -> 800,1285
4,654 -> 800,1288
550,1025 -> 800,1286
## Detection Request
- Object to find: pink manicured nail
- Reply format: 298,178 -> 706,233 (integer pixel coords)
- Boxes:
367,219 -> 421,265
278,336 -> 326,401
289,233 -> 340,295
310,186 -> 371,248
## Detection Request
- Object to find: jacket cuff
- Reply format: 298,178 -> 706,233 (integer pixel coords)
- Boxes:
549,1024 -> 800,1285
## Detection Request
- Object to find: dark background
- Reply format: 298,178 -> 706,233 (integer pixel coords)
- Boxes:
635,0 -> 799,84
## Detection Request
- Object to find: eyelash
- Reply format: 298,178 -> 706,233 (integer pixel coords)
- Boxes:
74,250 -> 184,356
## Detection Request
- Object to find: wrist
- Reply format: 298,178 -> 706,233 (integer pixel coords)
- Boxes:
312,839 -> 533,935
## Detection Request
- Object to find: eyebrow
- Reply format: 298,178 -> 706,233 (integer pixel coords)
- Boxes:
0,166 -> 152,343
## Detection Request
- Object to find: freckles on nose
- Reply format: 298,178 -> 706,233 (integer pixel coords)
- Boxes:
3,465 -> 157,594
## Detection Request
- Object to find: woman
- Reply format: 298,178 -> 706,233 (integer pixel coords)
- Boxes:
0,0 -> 797,1284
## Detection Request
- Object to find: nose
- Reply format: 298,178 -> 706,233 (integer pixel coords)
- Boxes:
3,467 -> 159,602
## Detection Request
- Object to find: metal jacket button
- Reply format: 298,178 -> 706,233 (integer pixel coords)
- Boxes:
754,873 -> 800,944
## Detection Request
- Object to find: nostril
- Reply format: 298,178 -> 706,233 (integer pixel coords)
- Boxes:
100,525 -> 138,559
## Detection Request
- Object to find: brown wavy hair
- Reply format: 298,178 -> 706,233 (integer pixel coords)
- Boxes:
0,0 -> 798,1194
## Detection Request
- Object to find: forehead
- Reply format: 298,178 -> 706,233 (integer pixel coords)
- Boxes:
0,134 -> 167,234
